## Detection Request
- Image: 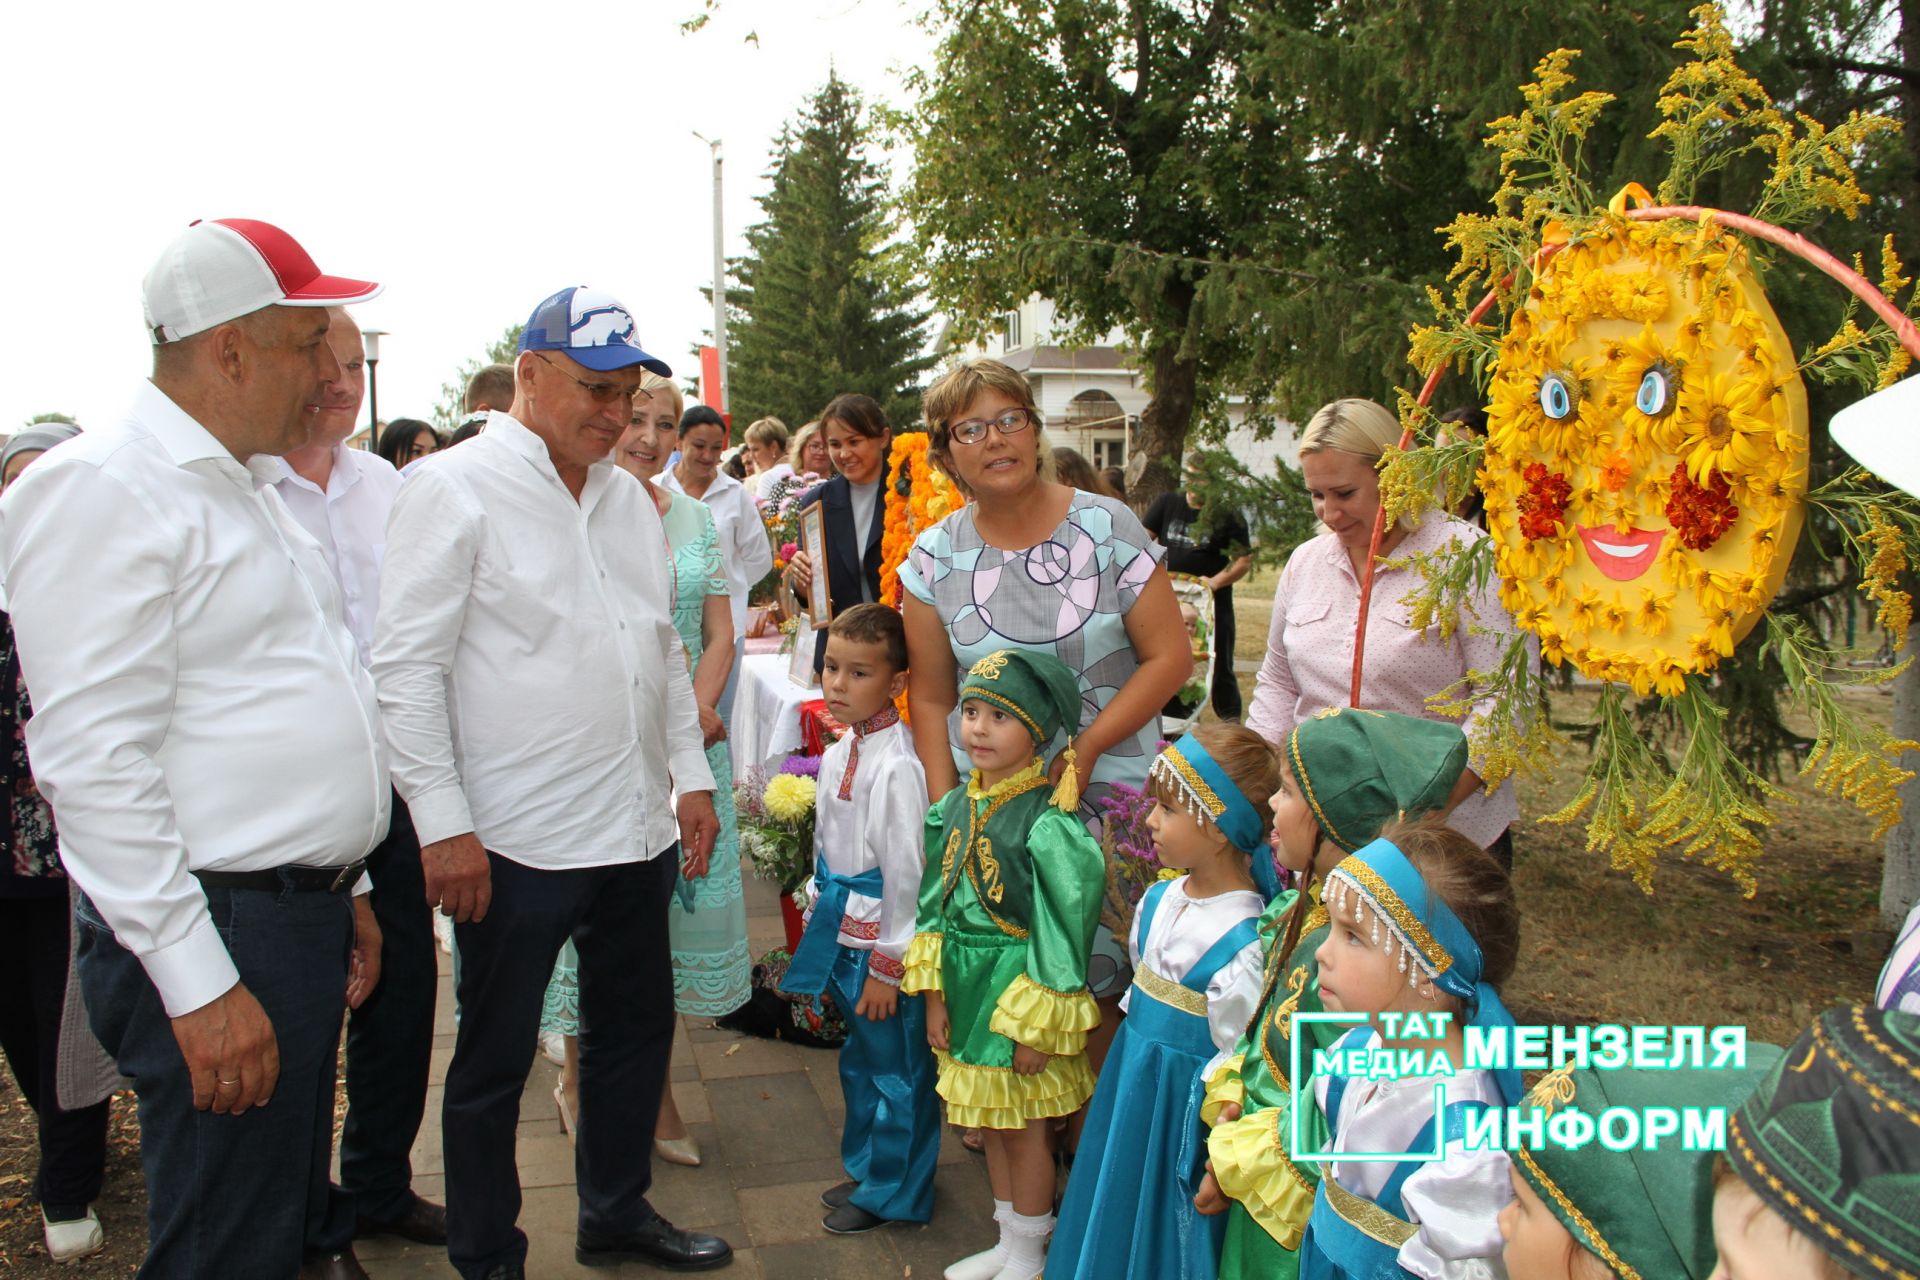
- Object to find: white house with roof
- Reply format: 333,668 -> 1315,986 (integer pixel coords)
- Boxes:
935,295 -> 1298,484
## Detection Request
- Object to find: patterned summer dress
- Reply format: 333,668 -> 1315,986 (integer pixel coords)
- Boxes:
898,490 -> 1166,995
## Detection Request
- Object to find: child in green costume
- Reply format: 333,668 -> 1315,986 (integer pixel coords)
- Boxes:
902,648 -> 1105,1280
1496,1052 -> 1784,1280
1194,707 -> 1470,1278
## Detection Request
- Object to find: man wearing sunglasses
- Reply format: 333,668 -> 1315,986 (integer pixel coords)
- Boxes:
373,287 -> 731,1279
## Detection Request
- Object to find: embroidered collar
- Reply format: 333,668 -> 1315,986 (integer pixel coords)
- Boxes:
967,758 -> 1045,802
837,704 -> 902,800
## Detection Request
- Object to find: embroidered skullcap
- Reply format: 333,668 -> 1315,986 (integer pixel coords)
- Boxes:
1725,1005 -> 1920,1279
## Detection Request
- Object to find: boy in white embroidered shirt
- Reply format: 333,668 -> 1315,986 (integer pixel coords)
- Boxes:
780,603 -> 941,1235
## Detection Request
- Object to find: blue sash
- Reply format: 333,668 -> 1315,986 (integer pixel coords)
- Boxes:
783,859 -> 884,996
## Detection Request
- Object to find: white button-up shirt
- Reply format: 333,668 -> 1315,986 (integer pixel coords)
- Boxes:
658,466 -> 773,637
0,381 -> 391,1017
373,412 -> 713,868
268,444 -> 402,668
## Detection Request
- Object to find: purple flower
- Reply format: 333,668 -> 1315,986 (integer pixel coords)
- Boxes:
780,753 -> 822,779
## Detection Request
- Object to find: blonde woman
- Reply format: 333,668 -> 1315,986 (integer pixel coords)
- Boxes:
787,420 -> 832,483
742,417 -> 792,497
1244,397 -> 1530,867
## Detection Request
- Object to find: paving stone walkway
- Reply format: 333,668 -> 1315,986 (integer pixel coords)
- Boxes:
359,859 -> 996,1280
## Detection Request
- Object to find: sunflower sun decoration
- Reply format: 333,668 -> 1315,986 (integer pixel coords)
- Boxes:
1383,5 -> 1920,893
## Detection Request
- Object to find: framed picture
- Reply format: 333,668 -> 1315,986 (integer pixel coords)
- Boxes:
798,500 -> 832,629
788,619 -> 819,688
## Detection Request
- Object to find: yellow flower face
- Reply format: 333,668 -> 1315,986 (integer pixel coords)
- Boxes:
1484,221 -> 1808,691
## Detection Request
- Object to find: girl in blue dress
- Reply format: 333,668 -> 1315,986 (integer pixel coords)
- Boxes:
1300,818 -> 1523,1280
1049,725 -> 1279,1280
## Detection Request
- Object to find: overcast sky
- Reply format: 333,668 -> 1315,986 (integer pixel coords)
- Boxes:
2,0 -> 936,434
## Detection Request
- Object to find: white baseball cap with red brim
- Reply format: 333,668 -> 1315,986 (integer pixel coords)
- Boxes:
143,218 -> 382,344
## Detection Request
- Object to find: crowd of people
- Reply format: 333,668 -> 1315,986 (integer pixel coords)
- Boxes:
0,213 -> 1912,1280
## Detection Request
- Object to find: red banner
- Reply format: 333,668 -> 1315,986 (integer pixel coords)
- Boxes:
698,346 -> 727,424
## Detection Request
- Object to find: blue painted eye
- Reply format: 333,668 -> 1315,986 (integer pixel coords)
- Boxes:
1538,373 -> 1576,420
1636,367 -> 1672,416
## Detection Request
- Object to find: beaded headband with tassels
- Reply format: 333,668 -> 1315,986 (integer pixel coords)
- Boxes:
1326,836 -> 1523,1104
1150,733 -> 1280,900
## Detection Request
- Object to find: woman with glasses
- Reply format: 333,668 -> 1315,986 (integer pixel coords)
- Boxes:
899,357 -> 1192,1070
784,394 -> 894,673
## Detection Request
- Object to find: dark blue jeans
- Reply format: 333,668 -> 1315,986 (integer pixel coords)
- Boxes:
444,850 -> 679,1279
76,884 -> 352,1280
337,792 -> 437,1224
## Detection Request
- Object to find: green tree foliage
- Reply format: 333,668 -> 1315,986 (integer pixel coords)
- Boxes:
433,324 -> 523,429
726,72 -> 934,435
22,412 -> 78,428
900,0 -> 1702,510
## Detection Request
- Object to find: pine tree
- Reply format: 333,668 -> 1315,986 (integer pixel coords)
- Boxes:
726,73 -> 933,433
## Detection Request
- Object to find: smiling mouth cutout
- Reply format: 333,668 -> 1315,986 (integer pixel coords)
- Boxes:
1577,525 -> 1667,581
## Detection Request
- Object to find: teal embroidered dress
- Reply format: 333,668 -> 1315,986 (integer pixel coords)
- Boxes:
542,493 -> 749,1031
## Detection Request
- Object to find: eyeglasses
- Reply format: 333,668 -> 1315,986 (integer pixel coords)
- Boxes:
530,353 -> 639,405
950,408 -> 1034,445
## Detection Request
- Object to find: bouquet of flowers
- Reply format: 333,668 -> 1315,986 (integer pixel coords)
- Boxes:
736,756 -> 820,899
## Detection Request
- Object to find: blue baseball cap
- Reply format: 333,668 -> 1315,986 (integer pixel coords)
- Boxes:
518,286 -> 672,375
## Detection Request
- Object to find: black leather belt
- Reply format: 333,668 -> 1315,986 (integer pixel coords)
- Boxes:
192,859 -> 367,895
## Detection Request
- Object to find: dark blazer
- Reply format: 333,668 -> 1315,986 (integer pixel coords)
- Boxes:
797,473 -> 886,672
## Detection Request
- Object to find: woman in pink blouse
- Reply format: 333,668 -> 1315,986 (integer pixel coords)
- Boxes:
1245,398 -> 1531,868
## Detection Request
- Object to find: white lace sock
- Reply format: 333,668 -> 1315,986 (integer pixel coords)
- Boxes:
944,1200 -> 1015,1280
994,1209 -> 1054,1279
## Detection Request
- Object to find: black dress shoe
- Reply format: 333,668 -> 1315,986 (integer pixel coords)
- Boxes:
355,1194 -> 449,1245
822,1202 -> 894,1235
299,1251 -> 371,1280
578,1215 -> 734,1271
480,1267 -> 525,1280
820,1179 -> 858,1210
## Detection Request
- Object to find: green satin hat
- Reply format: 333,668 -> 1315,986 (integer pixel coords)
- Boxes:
1515,1049 -> 1785,1279
1283,707 -> 1470,852
960,648 -> 1087,809
960,648 -> 1083,747
1726,1005 -> 1920,1280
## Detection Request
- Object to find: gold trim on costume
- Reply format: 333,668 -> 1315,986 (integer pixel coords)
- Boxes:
1166,751 -> 1228,819
969,651 -> 1010,680
1514,1147 -> 1643,1280
1337,860 -> 1454,976
1324,1178 -> 1418,1248
964,689 -> 1045,743
950,769 -> 1048,941
1262,965 -> 1312,1088
1133,965 -> 1209,1018
1729,1116 -> 1920,1280
1811,1016 -> 1920,1129
1288,731 -> 1347,850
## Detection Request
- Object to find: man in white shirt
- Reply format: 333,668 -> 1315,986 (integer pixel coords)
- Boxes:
0,219 -> 391,1280
374,286 -> 729,1280
269,310 -> 447,1252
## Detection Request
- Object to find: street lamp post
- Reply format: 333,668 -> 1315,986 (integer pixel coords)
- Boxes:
362,329 -> 388,451
691,132 -> 727,415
